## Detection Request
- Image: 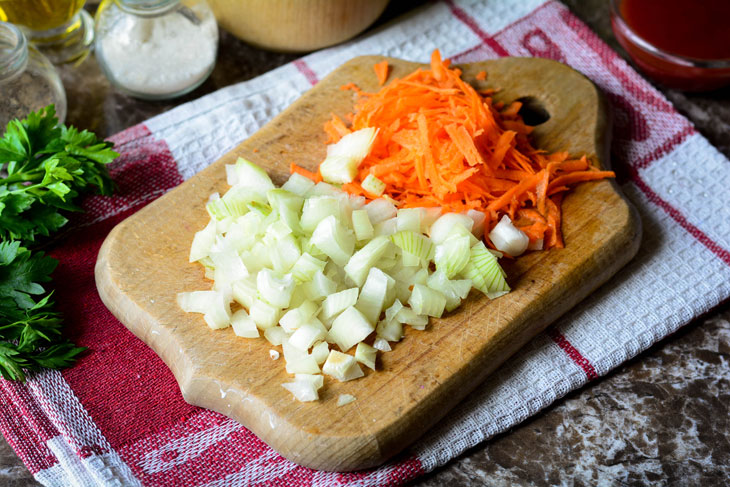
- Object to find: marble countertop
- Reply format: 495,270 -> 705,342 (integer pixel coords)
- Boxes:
2,1 -> 730,485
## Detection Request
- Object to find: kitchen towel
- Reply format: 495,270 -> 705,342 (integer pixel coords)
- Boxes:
2,0 -> 729,485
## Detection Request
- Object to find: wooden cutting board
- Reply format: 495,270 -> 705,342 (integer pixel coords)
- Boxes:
95,56 -> 641,471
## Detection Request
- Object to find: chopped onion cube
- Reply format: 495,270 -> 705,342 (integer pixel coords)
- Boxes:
376,318 -> 403,342
321,288 -> 359,321
429,213 -> 474,245
373,217 -> 398,237
281,374 -> 323,402
356,267 -> 395,324
232,157 -> 275,194
337,394 -> 356,406
322,350 -> 364,382
364,198 -> 397,224
489,215 -> 529,257
291,252 -> 327,283
231,309 -> 259,338
396,208 -> 422,233
434,235 -> 471,278
279,301 -> 318,333
300,196 -> 340,233
264,326 -> 288,346
231,276 -> 257,309
285,355 -> 321,375
355,342 -> 377,370
408,284 -> 446,318
395,306 -> 429,328
427,270 -> 472,312
249,298 -> 281,330
320,128 -> 378,184
460,241 -> 510,298
361,174 -> 386,196
189,219 -> 217,262
269,349 -> 280,360
257,269 -> 295,308
328,306 -> 375,352
373,337 -> 392,351
344,236 -> 391,287
390,231 -> 435,263
289,319 -> 327,351
351,209 -> 374,241
466,209 -> 487,239
282,172 -> 315,197
310,215 -> 355,266
302,271 -> 337,301
311,341 -> 330,364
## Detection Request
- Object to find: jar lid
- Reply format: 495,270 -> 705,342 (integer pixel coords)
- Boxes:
118,0 -> 180,16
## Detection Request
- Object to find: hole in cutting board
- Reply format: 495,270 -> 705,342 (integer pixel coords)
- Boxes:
517,96 -> 550,126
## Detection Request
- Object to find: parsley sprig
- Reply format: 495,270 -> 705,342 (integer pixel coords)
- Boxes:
0,106 -> 117,381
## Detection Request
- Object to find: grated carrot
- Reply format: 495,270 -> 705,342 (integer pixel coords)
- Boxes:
303,50 -> 615,250
373,60 -> 390,86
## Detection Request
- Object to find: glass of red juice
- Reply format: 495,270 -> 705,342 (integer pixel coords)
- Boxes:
610,0 -> 730,91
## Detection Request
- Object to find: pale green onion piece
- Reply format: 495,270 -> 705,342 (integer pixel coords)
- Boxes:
207,185 -> 263,220
356,267 -> 395,324
231,309 -> 258,338
337,394 -> 356,406
361,174 -> 385,196
300,196 -> 340,233
285,355 -> 321,375
189,219 -> 217,262
302,271 -> 337,301
269,349 -> 280,360
320,155 -> 359,185
421,207 -> 443,233
373,217 -> 398,237
210,249 -> 249,283
343,236 -> 391,287
232,157 -> 275,193
320,128 -> 378,184
249,298 -> 281,330
246,200 -> 272,218
256,269 -> 295,308
289,319 -> 328,351
427,270 -> 472,312
364,198 -> 397,224
231,277 -> 257,309
321,288 -> 359,321
281,374 -> 323,402
351,209 -> 374,241
177,290 -> 222,314
264,326 -> 288,346
279,301 -> 318,333
395,306 -> 429,329
373,337 -> 392,351
327,306 -> 375,352
488,215 -> 529,257
307,181 -> 341,197
282,172 -> 316,196
434,235 -> 471,278
390,231 -> 435,263
311,341 -> 330,364
355,342 -> 377,370
310,215 -> 355,266
376,318 -> 403,342
268,234 -> 301,275
267,189 -> 304,234
290,252 -> 327,283
429,213 -> 474,245
384,299 -> 404,323
322,350 -> 364,381
396,208 -> 422,233
460,241 -> 510,298
408,284 -> 446,318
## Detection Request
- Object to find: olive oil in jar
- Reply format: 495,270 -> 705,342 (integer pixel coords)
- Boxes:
0,0 -> 85,32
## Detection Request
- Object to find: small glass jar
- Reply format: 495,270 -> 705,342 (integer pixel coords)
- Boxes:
94,0 -> 218,100
0,22 -> 67,128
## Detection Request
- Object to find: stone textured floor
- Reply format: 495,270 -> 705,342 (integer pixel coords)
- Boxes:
3,1 -> 730,486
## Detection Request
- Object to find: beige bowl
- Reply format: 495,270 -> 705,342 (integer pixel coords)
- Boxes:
208,0 -> 390,52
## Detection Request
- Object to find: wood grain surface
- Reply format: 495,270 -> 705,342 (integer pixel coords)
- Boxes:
95,56 -> 641,471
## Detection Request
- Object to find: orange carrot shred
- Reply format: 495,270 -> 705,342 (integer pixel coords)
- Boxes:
290,163 -> 322,183
295,50 -> 614,251
374,60 -> 390,86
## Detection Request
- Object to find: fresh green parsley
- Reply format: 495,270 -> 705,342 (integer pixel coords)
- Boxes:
0,106 -> 117,381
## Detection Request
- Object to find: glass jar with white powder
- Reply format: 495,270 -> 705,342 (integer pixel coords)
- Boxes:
94,0 -> 218,100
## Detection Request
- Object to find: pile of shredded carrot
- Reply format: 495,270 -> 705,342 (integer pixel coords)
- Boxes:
293,50 -> 615,250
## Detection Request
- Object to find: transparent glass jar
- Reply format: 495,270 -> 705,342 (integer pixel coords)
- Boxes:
0,21 -> 66,128
94,0 -> 218,100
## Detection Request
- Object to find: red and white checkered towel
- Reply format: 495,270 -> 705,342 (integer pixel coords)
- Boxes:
2,1 -> 729,485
